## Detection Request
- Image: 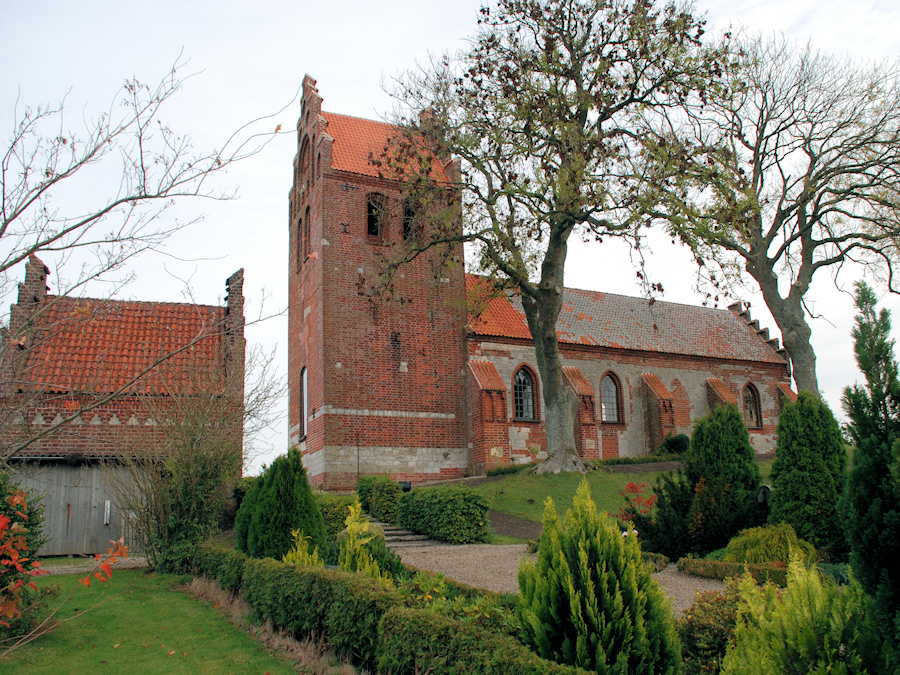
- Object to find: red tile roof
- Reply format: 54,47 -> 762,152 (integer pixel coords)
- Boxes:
707,377 -> 738,405
642,373 -> 674,401
18,296 -> 225,395
467,275 -> 785,365
469,359 -> 505,391
323,112 -> 449,182
777,382 -> 798,403
563,366 -> 594,397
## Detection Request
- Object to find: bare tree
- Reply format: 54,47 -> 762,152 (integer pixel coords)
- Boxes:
638,35 -> 900,395
378,0 -> 715,472
105,343 -> 282,571
0,60 -> 282,465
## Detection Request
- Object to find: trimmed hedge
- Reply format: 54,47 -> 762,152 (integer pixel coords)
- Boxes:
398,485 -> 489,544
368,477 -> 403,523
377,606 -> 588,675
195,542 -> 573,674
677,557 -> 788,587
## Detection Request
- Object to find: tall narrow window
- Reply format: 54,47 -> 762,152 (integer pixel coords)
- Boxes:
303,206 -> 310,261
300,367 -> 308,439
297,218 -> 306,272
299,137 -> 310,195
514,367 -> 537,420
402,200 -> 419,240
743,384 -> 761,428
601,373 -> 620,423
367,193 -> 385,239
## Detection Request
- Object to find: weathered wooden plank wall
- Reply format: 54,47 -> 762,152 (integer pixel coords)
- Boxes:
11,463 -> 139,556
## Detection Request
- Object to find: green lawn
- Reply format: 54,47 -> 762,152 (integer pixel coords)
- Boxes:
3,570 -> 296,674
477,457 -> 775,524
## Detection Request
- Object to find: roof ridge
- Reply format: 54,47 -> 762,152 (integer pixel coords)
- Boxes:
323,110 -> 395,127
47,294 -> 223,311
464,273 -> 730,313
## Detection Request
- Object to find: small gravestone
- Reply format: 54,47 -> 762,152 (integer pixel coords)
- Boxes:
755,485 -> 773,525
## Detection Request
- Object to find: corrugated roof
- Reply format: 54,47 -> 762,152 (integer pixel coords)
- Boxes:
323,112 -> 449,182
469,359 -> 506,391
18,296 -> 225,395
467,275 -> 785,365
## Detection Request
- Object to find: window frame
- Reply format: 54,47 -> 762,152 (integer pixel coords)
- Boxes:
366,192 -> 386,242
513,366 -> 539,421
600,371 -> 623,424
300,367 -> 309,440
743,383 -> 762,429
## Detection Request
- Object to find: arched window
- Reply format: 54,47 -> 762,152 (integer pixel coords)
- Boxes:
303,206 -> 310,261
300,367 -> 308,439
317,152 -> 322,178
299,137 -> 310,196
367,193 -> 385,239
297,218 -> 306,272
743,384 -> 762,428
601,373 -> 621,423
402,200 -> 420,241
513,367 -> 538,421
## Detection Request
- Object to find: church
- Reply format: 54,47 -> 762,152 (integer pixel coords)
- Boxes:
288,76 -> 794,491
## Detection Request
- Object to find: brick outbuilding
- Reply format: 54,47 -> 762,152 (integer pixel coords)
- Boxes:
1,255 -> 245,554
289,76 -> 794,490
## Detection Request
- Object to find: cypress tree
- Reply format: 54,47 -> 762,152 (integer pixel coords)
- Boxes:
234,469 -> 263,553
841,282 -> 900,649
241,447 -> 326,560
636,404 -> 761,558
769,391 -> 846,555
519,478 -> 680,674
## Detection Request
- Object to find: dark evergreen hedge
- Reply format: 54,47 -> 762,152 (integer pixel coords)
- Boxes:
397,485 -> 490,544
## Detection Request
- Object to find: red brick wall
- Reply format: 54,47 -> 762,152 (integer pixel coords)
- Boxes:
467,337 -> 790,461
289,79 -> 468,490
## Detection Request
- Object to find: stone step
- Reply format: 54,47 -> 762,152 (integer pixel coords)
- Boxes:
367,518 -> 445,549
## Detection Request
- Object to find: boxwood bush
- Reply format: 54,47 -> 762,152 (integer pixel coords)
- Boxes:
377,606 -> 588,675
398,485 -> 490,544
195,542 -> 573,674
367,476 -> 403,523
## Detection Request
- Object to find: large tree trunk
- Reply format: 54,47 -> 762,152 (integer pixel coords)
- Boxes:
522,226 -> 587,474
751,263 -> 819,396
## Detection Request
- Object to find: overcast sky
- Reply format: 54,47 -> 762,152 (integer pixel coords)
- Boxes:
2,1 -> 899,472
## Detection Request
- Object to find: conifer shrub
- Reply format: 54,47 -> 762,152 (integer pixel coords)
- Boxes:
841,283 -> 900,649
397,485 -> 489,544
367,476 -> 402,523
518,478 -> 680,674
721,560 -> 894,674
632,404 -> 761,559
722,522 -> 817,565
235,447 -> 326,560
677,579 -> 741,675
768,391 -> 846,555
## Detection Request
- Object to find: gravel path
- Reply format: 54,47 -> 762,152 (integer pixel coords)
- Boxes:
396,544 -> 723,616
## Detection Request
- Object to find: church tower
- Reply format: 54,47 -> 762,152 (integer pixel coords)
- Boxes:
288,76 -> 469,490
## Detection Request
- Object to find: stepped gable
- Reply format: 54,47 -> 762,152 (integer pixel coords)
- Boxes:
18,296 -> 225,395
466,274 -> 784,364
